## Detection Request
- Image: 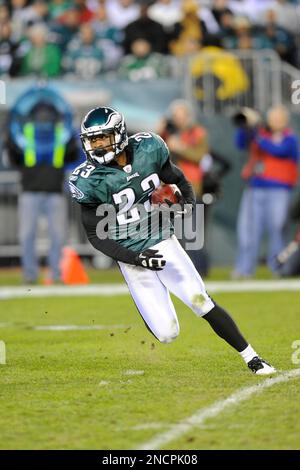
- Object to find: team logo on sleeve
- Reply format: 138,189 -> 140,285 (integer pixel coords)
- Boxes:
69,175 -> 78,182
69,181 -> 85,200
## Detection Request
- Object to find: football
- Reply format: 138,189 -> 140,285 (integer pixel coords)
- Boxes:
151,184 -> 181,205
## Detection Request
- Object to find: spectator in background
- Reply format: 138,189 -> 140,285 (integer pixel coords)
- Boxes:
158,99 -> 210,275
0,3 -> 11,24
48,0 -> 72,20
266,0 -> 300,36
148,0 -> 182,46
169,0 -> 207,56
218,9 -> 235,39
197,2 -> 220,35
5,86 -> 80,284
50,7 -> 81,51
91,3 -> 123,70
74,0 -> 94,23
119,38 -> 169,81
19,24 -> 61,77
123,2 -> 167,54
223,16 -> 258,50
8,0 -> 25,20
106,0 -> 140,30
0,21 -> 21,77
91,3 -> 123,45
63,23 -> 104,78
8,0 -> 29,42
233,105 -> 299,278
148,0 -> 181,30
211,0 -> 233,27
10,0 -> 49,42
260,9 -> 296,66
228,0 -> 275,24
21,0 -> 49,28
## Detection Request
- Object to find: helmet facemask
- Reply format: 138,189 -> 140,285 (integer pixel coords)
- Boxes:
82,130 -> 116,165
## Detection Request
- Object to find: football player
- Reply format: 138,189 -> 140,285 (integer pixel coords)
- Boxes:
69,106 -> 276,375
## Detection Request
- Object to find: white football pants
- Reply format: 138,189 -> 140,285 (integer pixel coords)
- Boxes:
118,235 -> 215,343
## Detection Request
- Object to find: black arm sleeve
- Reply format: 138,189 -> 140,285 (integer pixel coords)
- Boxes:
81,204 -> 138,264
159,158 -> 196,205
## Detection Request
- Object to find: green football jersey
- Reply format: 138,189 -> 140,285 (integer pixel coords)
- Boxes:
69,132 -> 174,252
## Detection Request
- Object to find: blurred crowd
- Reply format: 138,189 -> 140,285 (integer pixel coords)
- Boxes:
1,0 -> 300,81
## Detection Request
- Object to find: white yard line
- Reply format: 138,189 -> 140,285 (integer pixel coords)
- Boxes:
123,370 -> 145,376
207,279 -> 300,293
1,279 -> 300,300
32,324 -> 128,331
136,368 -> 300,450
0,285 -> 129,299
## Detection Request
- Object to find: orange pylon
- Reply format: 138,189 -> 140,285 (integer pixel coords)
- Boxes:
60,247 -> 89,285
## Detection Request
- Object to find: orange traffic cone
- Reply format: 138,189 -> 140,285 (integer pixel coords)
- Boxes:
60,247 -> 89,285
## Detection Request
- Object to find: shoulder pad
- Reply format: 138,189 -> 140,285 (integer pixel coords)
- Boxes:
68,162 -> 97,203
129,132 -> 168,152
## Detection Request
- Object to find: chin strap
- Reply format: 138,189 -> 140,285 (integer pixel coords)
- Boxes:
92,150 -> 115,165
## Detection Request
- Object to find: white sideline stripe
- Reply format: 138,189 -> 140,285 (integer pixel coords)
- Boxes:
124,369 -> 145,376
1,279 -> 300,299
0,285 -> 129,299
136,368 -> 300,450
32,324 -> 128,331
207,279 -> 300,293
131,423 -> 168,431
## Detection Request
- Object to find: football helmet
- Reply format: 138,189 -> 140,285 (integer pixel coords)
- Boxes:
80,107 -> 128,165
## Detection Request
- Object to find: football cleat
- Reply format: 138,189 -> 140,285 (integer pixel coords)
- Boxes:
247,356 -> 276,375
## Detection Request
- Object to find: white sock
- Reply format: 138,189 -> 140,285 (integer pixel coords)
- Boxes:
239,344 -> 257,364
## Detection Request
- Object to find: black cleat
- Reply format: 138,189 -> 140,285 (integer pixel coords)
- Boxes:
247,356 -> 276,375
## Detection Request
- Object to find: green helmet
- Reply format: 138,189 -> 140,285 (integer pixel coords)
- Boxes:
80,106 -> 128,165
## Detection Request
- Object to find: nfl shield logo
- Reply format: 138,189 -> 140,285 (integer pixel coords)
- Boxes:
123,164 -> 132,173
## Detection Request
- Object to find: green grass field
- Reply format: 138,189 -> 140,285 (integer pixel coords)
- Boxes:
1,286 -> 300,450
0,264 -> 276,286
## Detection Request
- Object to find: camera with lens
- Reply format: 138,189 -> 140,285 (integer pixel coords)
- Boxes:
232,107 -> 262,128
164,119 -> 178,135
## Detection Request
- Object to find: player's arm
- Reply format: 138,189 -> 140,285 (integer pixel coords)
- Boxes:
159,157 -> 196,206
81,204 -> 165,270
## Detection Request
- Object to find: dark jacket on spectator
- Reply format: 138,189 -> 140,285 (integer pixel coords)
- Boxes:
123,16 -> 167,54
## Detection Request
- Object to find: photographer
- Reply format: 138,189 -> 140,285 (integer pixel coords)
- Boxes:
233,105 -> 299,278
158,99 -> 211,276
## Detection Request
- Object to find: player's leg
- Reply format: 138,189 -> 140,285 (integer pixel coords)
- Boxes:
265,188 -> 291,273
45,193 -> 66,281
118,261 -> 180,343
234,188 -> 255,277
155,235 -> 214,314
155,235 -> 276,375
19,192 -> 40,283
235,188 -> 265,277
248,188 -> 267,274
